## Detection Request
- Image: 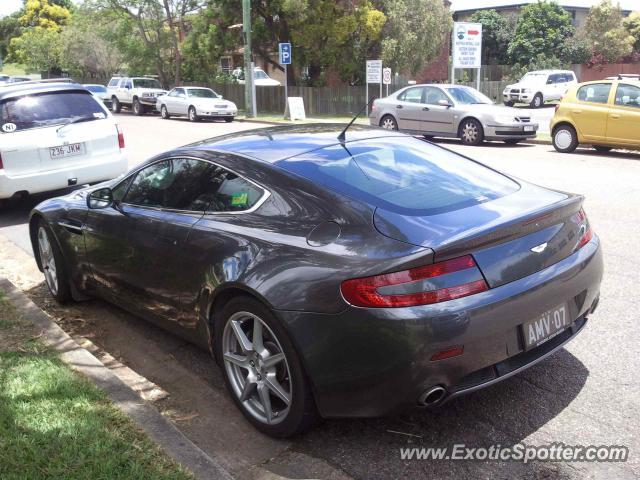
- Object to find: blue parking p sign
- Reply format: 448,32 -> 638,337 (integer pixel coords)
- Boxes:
279,43 -> 291,65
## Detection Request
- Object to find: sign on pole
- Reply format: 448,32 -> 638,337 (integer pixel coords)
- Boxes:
382,68 -> 391,96
279,42 -> 291,117
452,22 -> 482,69
366,59 -> 382,115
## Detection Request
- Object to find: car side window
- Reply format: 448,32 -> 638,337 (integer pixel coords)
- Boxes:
615,83 -> 640,108
124,158 -> 211,210
108,78 -> 119,87
576,83 -> 611,104
175,88 -> 185,97
204,168 -> 265,213
398,87 -> 424,104
168,89 -> 178,97
424,87 -> 448,105
112,175 -> 134,202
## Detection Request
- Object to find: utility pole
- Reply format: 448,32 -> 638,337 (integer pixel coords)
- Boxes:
242,0 -> 255,118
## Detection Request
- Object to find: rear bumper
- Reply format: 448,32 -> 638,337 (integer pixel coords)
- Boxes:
0,153 -> 128,199
277,236 -> 603,418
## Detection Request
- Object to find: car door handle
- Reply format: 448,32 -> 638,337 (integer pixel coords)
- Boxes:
610,113 -> 621,119
396,105 -> 403,109
422,107 -> 430,111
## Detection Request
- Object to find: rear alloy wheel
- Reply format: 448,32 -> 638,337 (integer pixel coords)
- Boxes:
530,93 -> 543,109
37,220 -> 71,303
594,146 -> 612,153
215,297 -> 317,437
188,106 -> 199,122
552,124 -> 579,153
160,105 -> 170,119
132,98 -> 145,116
111,96 -> 121,113
379,115 -> 398,130
460,118 -> 484,146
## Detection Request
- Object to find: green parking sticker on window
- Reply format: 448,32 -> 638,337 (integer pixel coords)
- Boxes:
231,192 -> 248,206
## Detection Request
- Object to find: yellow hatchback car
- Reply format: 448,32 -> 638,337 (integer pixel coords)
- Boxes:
550,79 -> 640,153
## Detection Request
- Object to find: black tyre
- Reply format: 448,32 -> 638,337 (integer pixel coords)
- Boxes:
459,118 -> 484,146
552,124 -> 579,153
530,93 -> 543,109
594,146 -> 612,153
379,115 -> 398,130
188,106 -> 199,122
504,139 -> 522,145
160,104 -> 170,119
224,117 -> 234,123
132,98 -> 145,116
111,96 -> 121,113
503,100 -> 514,107
36,218 -> 71,304
214,296 -> 318,438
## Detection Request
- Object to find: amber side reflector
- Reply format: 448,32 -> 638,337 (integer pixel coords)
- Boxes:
430,346 -> 464,361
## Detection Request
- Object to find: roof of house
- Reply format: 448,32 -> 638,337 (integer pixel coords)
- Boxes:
450,0 -> 636,13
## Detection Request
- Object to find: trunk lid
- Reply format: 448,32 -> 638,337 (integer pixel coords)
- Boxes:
374,182 -> 587,287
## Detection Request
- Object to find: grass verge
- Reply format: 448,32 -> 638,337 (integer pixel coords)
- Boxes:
0,289 -> 194,480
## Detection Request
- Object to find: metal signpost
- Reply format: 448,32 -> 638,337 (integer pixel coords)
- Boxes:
382,67 -> 392,96
451,22 -> 483,90
279,42 -> 291,115
365,59 -> 382,116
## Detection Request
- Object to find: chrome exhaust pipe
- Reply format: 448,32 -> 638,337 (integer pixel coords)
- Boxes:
418,385 -> 447,407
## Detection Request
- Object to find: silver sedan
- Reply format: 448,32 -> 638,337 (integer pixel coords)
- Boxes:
370,84 -> 538,145
156,86 -> 238,122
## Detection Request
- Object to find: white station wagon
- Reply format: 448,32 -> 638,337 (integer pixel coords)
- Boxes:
0,81 -> 128,204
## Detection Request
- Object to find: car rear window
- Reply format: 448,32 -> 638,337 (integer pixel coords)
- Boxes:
277,137 -> 520,216
0,91 -> 106,133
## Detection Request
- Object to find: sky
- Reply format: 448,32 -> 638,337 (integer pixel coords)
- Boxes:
0,0 -> 23,18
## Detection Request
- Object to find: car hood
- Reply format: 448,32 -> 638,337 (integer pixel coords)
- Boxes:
137,88 -> 166,94
192,98 -> 235,106
462,103 -> 525,118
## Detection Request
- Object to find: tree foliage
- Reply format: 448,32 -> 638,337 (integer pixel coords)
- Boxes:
0,13 -> 22,60
507,1 -> 575,65
469,9 -> 514,64
381,0 -> 451,75
9,28 -> 63,72
19,0 -> 71,30
584,0 -> 635,63
624,11 -> 640,52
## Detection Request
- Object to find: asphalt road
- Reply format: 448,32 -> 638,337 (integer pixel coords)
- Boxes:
1,115 -> 638,479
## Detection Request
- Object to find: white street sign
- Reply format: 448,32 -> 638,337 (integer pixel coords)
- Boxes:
382,68 -> 392,85
287,97 -> 306,121
452,22 -> 482,69
366,60 -> 382,84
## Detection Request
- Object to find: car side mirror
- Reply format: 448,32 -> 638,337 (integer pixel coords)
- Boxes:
87,187 -> 113,209
438,99 -> 452,108
217,94 -> 222,99
547,79 -> 554,84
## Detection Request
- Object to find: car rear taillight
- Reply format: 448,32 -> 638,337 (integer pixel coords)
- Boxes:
574,208 -> 593,250
341,255 -> 488,308
116,124 -> 125,149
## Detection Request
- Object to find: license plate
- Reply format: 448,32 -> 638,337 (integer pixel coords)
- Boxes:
50,143 -> 84,159
524,125 -> 535,132
522,303 -> 569,350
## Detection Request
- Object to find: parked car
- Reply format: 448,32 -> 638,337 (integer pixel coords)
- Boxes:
0,75 -> 10,85
371,84 -> 538,145
551,79 -> 640,153
156,87 -> 237,122
106,76 -> 167,115
6,76 -> 32,84
83,84 -> 112,107
0,81 -> 127,204
503,70 -> 577,108
30,125 -> 602,438
232,67 -> 281,86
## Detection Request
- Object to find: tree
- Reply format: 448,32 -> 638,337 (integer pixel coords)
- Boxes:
584,0 -> 634,63
507,1 -> 575,65
469,9 -> 514,64
623,11 -> 640,53
380,0 -> 451,75
9,28 -> 63,73
19,0 -> 71,30
0,13 -> 22,61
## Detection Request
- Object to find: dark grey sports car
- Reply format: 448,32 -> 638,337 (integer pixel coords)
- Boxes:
30,125 -> 603,437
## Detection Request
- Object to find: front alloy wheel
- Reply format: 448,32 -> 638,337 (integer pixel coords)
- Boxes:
460,118 -> 484,146
160,105 -> 170,119
188,106 -> 199,122
133,98 -> 144,116
36,221 -> 70,303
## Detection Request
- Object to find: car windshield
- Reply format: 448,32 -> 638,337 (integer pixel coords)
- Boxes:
445,87 -> 492,105
132,78 -> 162,89
0,91 -> 106,132
254,70 -> 269,79
277,137 -> 519,216
520,73 -> 546,85
85,85 -> 107,93
187,88 -> 219,98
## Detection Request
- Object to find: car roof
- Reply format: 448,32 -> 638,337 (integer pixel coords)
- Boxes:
0,82 -> 88,102
184,124 -> 408,163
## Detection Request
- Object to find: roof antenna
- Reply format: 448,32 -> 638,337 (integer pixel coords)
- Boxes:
338,96 -> 376,143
